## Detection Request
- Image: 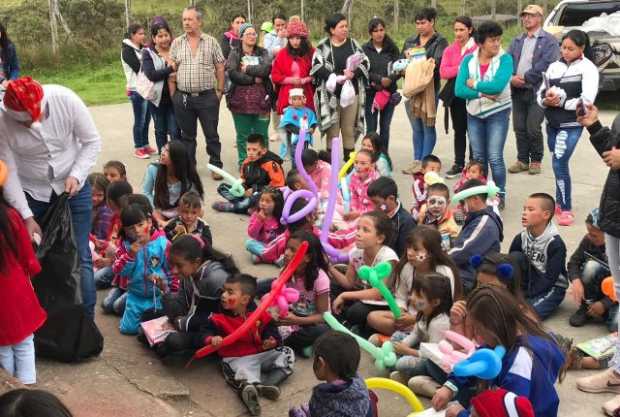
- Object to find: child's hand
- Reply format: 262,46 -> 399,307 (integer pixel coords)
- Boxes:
129,241 -> 142,257
244,188 -> 253,197
94,257 -> 112,269
588,301 -> 606,318
257,209 -> 267,220
275,312 -> 296,326
211,336 -> 224,346
450,300 -> 467,325
342,212 -> 361,222
332,295 -> 346,314
174,224 -> 186,236
432,386 -> 454,411
569,278 -> 585,305
446,403 -> 465,417
393,342 -> 415,356
149,275 -> 166,291
394,313 -> 416,330
262,336 -> 277,350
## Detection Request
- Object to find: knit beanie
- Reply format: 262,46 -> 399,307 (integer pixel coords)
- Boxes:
287,20 -> 309,38
238,23 -> 254,38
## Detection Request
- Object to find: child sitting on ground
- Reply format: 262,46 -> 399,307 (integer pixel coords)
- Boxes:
411,154 -> 442,221
453,161 -> 486,225
417,182 -> 459,249
143,141 -> 204,225
448,179 -> 503,293
113,203 -> 172,334
245,187 -> 285,263
164,191 -> 213,246
202,274 -> 295,416
103,160 -> 128,183
568,208 -> 617,330
389,273 -> 453,398
279,88 -> 318,164
368,226 -> 461,338
302,149 -> 331,198
98,180 -> 133,296
509,193 -> 568,320
276,231 -> 331,357
344,150 -> 380,224
367,176 -> 416,258
288,331 -> 374,417
330,211 -> 399,335
88,173 -> 114,289
361,132 -> 393,177
433,286 -> 564,417
214,134 -> 286,214
158,235 -> 239,356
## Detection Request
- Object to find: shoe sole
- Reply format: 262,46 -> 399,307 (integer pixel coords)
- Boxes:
445,173 -> 460,179
242,387 -> 261,415
577,384 -> 620,395
257,386 -> 280,401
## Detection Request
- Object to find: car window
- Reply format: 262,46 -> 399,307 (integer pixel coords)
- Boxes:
558,2 -> 620,26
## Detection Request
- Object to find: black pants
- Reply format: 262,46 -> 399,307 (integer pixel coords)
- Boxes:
450,97 -> 470,167
512,88 -> 544,164
284,324 -> 330,352
344,301 -> 389,338
173,90 -> 223,167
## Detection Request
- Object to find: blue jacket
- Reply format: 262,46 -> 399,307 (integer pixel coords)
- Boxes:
1,43 -> 20,81
450,335 -> 564,417
448,207 -> 503,289
507,30 -> 560,90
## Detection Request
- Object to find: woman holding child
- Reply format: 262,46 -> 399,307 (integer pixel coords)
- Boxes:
226,23 -> 274,167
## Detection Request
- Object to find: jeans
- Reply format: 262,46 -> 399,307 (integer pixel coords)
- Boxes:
546,126 -> 583,211
284,324 -> 330,353
149,100 -> 179,154
173,90 -> 222,167
467,108 -> 511,194
450,97 -> 470,167
94,266 -> 114,290
406,100 -> 437,161
232,113 -> 270,167
245,239 -> 266,257
222,347 -> 295,385
101,287 -> 127,316
395,356 -> 447,384
217,183 -> 260,214
512,88 -> 544,164
527,286 -> 566,320
26,183 -> 96,318
128,90 -> 151,149
0,334 -> 36,384
365,91 -> 397,153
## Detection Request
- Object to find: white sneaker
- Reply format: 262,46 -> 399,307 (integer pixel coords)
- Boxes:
603,394 -> 620,416
407,375 -> 441,398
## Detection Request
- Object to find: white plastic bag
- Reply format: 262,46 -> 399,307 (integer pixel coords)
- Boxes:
136,71 -> 156,101
340,80 -> 355,108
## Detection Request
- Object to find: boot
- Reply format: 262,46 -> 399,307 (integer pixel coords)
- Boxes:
261,368 -> 290,387
240,383 -> 261,416
256,384 -> 280,400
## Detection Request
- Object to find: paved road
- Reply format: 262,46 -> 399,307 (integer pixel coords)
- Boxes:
30,102 -> 619,417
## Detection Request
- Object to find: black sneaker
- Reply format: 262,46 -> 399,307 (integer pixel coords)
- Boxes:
445,164 -> 463,179
498,196 -> 506,211
241,384 -> 261,416
256,384 -> 280,400
569,303 -> 590,327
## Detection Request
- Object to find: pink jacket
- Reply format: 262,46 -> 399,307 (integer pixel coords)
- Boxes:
247,212 -> 283,244
440,39 -> 478,80
309,160 -> 332,199
349,169 -> 380,214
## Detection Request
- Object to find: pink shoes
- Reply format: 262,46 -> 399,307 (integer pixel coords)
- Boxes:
558,210 -> 575,226
133,148 -> 150,159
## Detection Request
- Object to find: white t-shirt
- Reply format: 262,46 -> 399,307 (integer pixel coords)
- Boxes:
349,245 -> 399,305
394,263 -> 456,315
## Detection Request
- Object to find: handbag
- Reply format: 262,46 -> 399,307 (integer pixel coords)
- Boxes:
136,70 -> 156,101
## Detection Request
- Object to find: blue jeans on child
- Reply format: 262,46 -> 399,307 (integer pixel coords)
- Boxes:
95,266 -> 114,290
217,183 -> 259,214
0,334 -> 36,384
406,101 -> 437,161
546,126 -> 583,211
467,108 -> 510,195
128,91 -> 151,149
149,101 -> 179,154
26,183 -> 96,318
101,288 -> 127,316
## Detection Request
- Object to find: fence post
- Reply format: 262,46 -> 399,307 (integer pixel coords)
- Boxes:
301,0 -> 304,22
491,0 -> 497,21
460,0 -> 466,16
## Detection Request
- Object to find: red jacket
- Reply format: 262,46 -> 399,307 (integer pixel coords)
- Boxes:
271,47 -> 315,115
0,207 -> 46,345
204,307 -> 280,358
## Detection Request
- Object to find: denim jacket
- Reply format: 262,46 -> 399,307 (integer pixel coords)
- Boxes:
1,43 -> 19,81
507,30 -> 560,90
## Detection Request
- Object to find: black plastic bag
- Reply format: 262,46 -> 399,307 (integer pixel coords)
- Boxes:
33,193 -> 103,362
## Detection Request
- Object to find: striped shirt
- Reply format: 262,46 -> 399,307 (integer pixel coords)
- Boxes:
170,32 -> 225,93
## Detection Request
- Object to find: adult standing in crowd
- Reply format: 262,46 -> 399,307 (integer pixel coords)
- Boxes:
142,18 -> 180,154
0,23 -> 19,88
537,30 -> 599,226
271,20 -> 315,122
440,16 -> 477,178
122,23 -> 154,160
226,23 -> 274,167
362,17 -> 400,153
0,77 -> 101,318
575,106 -> 620,416
311,13 -> 369,159
221,14 -> 246,60
263,13 -> 288,58
401,8 -> 448,174
507,5 -> 560,175
455,21 -> 513,209
171,6 -> 226,178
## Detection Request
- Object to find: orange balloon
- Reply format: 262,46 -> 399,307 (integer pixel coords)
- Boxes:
0,160 -> 7,187
602,276 -> 617,303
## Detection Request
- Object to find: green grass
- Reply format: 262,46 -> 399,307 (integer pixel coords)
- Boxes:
29,63 -> 127,106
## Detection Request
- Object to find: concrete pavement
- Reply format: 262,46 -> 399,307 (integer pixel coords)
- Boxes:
26,102 -> 620,417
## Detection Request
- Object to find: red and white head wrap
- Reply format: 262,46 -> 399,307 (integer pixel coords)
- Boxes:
471,389 -> 535,417
2,77 -> 45,124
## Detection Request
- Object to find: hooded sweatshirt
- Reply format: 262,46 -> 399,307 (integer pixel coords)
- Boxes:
241,151 -> 286,192
510,222 -> 568,299
449,206 -> 504,289
121,39 -> 143,91
308,376 -> 372,417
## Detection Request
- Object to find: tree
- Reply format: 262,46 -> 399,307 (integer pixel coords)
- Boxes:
124,0 -> 131,29
48,0 -> 71,55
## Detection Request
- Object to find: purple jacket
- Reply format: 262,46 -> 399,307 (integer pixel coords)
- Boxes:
507,30 -> 560,90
